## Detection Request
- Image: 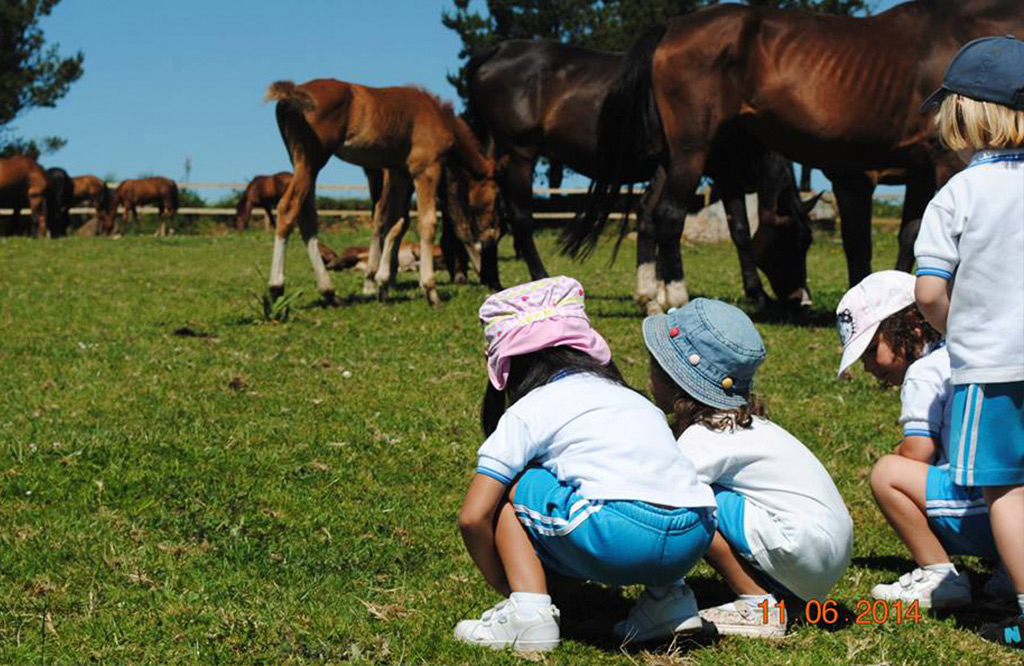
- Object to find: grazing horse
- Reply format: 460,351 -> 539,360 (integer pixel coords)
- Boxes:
72,175 -> 113,233
576,0 -> 1023,308
0,155 -> 49,237
236,171 -> 292,231
44,167 -> 74,238
468,39 -> 814,312
109,177 -> 179,237
265,79 -> 500,306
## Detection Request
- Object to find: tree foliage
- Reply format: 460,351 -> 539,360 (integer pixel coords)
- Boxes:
0,0 -> 84,157
443,0 -> 874,104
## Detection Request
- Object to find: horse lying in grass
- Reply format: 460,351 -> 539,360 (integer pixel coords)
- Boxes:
265,79 -> 500,306
0,155 -> 50,237
108,177 -> 179,237
236,172 -> 292,231
319,242 -> 444,274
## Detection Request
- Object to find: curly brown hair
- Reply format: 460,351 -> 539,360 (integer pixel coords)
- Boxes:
869,304 -> 943,383
650,359 -> 767,437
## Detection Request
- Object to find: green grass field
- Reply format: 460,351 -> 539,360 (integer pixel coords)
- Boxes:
0,226 -> 1016,665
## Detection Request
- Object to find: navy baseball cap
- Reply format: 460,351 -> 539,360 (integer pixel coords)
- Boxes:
643,299 -> 765,410
921,35 -> 1024,112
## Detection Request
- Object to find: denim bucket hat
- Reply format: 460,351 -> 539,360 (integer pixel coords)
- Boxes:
643,299 -> 765,410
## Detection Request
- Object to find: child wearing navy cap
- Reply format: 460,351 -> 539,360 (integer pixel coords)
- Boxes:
916,35 -> 1024,649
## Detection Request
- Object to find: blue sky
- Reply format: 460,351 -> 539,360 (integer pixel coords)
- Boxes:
14,0 -> 905,197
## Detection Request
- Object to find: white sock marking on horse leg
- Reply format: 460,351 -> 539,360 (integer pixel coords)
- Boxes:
270,235 -> 287,289
635,262 -> 658,305
788,287 -> 812,306
305,236 -> 333,294
666,279 -> 690,308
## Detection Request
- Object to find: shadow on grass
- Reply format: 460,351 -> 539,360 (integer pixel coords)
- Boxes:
851,555 -> 918,576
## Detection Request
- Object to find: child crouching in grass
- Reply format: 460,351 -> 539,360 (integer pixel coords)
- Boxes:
455,277 -> 717,652
837,271 -> 1002,609
616,299 -> 852,640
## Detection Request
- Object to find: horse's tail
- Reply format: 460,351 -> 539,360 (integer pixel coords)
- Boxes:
464,44 -> 500,141
265,80 -> 315,112
558,24 -> 667,259
168,180 -> 179,213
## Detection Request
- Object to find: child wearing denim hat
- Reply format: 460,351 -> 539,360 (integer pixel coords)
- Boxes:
617,299 -> 852,640
455,276 -> 717,652
837,271 -> 1002,610
915,35 -> 1024,648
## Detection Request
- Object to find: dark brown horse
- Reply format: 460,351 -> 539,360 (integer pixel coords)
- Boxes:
109,177 -> 179,236
576,0 -> 1023,308
44,167 -> 73,238
468,39 -> 814,312
236,172 -> 292,231
0,155 -> 49,237
72,175 -> 112,233
266,79 -> 500,306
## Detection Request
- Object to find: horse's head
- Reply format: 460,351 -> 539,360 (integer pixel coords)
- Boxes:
465,158 -> 502,245
752,193 -> 820,309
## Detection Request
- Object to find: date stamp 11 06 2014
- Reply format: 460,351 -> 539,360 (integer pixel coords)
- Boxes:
758,598 -> 923,626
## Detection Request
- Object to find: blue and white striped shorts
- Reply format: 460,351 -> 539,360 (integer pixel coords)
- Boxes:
513,467 -> 715,586
925,465 -> 997,559
949,382 -> 1024,487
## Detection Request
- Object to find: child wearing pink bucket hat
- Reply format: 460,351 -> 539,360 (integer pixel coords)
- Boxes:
454,276 -> 716,652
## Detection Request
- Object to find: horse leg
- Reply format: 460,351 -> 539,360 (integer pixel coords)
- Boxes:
896,169 -> 936,273
412,164 -> 443,306
30,193 -> 47,238
264,205 -> 275,232
364,168 -> 391,294
655,154 -> 705,310
440,210 -> 470,283
371,171 -> 412,299
504,155 -> 547,281
720,178 -> 769,309
269,167 -> 314,300
636,167 -> 665,314
155,204 -> 165,237
238,198 -> 253,231
831,173 -> 875,287
297,193 -> 335,304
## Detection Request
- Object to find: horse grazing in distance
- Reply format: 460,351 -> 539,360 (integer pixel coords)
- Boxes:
265,79 -> 500,306
109,177 -> 179,236
44,167 -> 74,238
0,155 -> 50,237
579,0 -> 1023,309
469,39 -> 814,311
72,175 -> 112,233
236,172 -> 292,231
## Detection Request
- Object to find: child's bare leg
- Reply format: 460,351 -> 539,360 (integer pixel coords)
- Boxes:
870,455 -> 951,565
982,485 -> 1024,595
706,531 -> 769,596
495,500 -> 547,594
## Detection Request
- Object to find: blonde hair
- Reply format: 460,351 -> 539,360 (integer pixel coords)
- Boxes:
936,94 -> 1024,151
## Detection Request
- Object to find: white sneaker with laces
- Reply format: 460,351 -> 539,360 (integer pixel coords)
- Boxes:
613,584 -> 702,643
454,598 -> 560,651
699,598 -> 786,638
870,567 -> 971,609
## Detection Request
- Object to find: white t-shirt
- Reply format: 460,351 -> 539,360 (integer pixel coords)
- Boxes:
677,418 -> 853,599
900,345 -> 953,466
914,149 -> 1024,385
476,373 -> 715,508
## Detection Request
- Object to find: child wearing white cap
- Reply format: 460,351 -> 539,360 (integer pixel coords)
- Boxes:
837,271 -> 1001,610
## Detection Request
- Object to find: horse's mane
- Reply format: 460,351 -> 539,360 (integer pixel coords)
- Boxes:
438,100 -> 490,180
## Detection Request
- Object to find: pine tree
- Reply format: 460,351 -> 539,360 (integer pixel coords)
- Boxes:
0,0 -> 84,157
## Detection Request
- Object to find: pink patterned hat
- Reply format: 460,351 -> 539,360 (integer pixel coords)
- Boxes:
479,276 -> 612,390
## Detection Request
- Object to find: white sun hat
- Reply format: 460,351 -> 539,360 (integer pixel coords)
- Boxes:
835,271 -> 917,378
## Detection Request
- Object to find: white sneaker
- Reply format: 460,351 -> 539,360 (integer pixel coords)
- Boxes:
983,565 -> 1015,601
454,598 -> 560,651
870,567 -> 971,609
699,598 -> 786,638
613,584 -> 702,643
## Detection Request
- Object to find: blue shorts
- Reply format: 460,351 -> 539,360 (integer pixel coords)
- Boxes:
949,382 -> 1024,487
925,466 -> 997,559
713,486 -> 798,600
513,467 -> 716,586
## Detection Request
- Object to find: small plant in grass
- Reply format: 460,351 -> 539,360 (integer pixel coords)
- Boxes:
256,288 -> 303,322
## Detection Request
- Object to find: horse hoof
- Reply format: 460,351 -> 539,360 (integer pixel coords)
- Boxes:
426,288 -> 441,307
268,285 -> 285,302
644,300 -> 665,316
376,285 -> 389,303
362,279 -> 377,296
452,272 -> 468,285
320,290 -> 336,306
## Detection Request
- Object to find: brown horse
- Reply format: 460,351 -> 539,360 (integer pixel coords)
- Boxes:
265,79 -> 500,305
72,175 -> 112,233
236,172 -> 292,231
0,155 -> 49,237
578,0 -> 1023,307
109,177 -> 179,237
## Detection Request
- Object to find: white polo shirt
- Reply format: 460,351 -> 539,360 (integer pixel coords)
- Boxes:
476,373 -> 716,508
914,149 -> 1024,385
900,345 -> 953,466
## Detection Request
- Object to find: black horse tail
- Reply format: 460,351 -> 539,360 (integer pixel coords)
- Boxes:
169,180 -> 180,212
559,24 -> 667,260
463,44 -> 500,141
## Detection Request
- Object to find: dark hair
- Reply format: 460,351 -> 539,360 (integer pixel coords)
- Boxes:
875,304 -> 942,364
649,358 -> 766,438
481,346 -> 631,436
